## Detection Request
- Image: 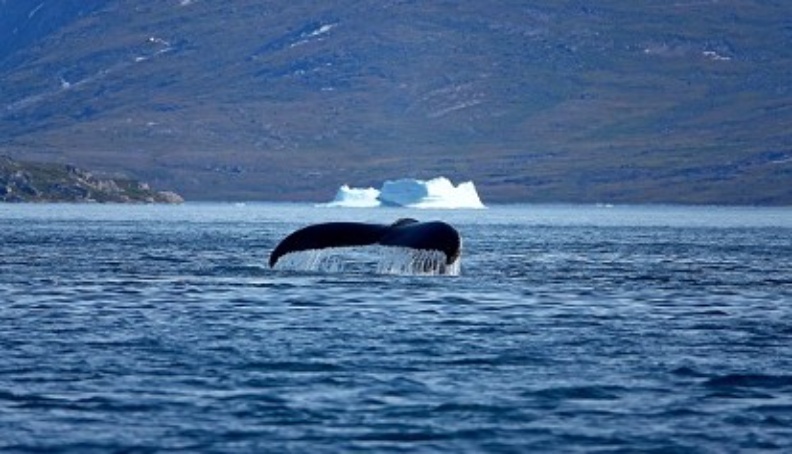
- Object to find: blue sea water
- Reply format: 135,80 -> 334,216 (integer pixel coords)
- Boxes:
1,203 -> 791,453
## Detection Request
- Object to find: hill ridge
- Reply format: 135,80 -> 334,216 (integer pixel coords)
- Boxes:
1,0 -> 790,204
0,155 -> 183,203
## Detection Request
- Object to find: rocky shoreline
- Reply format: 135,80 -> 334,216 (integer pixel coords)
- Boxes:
0,156 -> 183,203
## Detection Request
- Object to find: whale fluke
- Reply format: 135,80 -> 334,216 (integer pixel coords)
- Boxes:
269,218 -> 461,269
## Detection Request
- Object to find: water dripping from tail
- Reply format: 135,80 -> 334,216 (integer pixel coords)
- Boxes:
377,247 -> 460,276
273,246 -> 460,276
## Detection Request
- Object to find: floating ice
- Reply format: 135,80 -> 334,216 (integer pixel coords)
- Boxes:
323,177 -> 485,209
326,185 -> 381,208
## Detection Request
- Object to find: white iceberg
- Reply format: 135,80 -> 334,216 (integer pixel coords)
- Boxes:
323,177 -> 485,209
327,184 -> 381,208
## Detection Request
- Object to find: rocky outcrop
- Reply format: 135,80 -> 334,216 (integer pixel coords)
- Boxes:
0,156 -> 184,203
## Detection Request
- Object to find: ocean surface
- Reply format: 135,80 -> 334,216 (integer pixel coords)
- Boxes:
1,203 -> 791,453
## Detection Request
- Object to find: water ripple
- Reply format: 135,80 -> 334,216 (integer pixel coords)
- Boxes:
1,204 -> 791,452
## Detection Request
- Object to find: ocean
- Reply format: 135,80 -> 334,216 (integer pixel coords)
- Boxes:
1,203 -> 791,453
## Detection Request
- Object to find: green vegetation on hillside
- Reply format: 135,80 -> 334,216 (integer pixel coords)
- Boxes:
0,156 -> 183,203
1,1 -> 790,204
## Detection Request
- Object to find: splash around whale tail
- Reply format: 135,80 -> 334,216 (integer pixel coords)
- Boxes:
269,220 -> 461,272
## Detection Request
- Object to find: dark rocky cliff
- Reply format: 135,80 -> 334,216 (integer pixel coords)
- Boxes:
0,156 -> 183,203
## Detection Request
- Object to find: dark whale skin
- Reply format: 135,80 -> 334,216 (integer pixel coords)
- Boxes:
269,219 -> 461,267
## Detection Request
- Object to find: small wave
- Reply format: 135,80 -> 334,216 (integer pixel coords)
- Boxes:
432,402 -> 513,415
246,361 -> 344,373
438,295 -> 478,305
705,389 -> 776,400
704,373 -> 792,390
440,356 -> 500,367
533,385 -> 624,401
0,391 -> 158,413
0,390 -> 55,406
753,404 -> 792,413
210,264 -> 269,276
140,253 -> 189,264
670,366 -> 709,378
354,429 -> 451,442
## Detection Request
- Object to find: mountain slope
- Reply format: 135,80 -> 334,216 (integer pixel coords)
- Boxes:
0,155 -> 182,203
1,0 -> 791,204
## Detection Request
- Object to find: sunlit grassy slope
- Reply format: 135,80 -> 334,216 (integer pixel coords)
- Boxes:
1,0 -> 790,204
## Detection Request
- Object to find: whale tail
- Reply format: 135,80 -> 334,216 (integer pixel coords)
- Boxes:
269,220 -> 461,269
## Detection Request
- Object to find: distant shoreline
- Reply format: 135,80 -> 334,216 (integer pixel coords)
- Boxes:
0,156 -> 183,204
